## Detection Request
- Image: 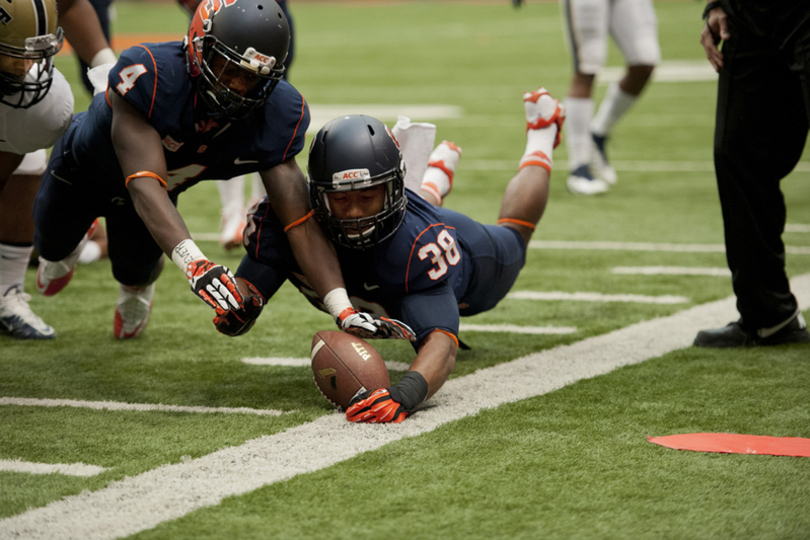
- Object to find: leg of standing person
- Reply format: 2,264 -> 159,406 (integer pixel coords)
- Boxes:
694,25 -> 810,347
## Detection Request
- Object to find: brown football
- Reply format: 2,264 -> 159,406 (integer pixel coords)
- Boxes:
310,331 -> 390,410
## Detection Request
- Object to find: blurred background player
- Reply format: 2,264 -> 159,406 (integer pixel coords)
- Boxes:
0,0 -> 113,339
560,0 -> 660,195
34,0 -> 400,342
693,0 -> 810,347
178,0 -> 296,251
217,87 -> 564,423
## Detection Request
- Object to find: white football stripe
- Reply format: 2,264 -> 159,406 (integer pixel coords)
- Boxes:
599,60 -> 718,83
611,266 -> 731,277
242,357 -> 411,372
6,275 -> 808,540
459,324 -> 576,335
463,160 -> 810,173
308,104 -> 461,133
786,224 -> 810,233
530,240 -> 810,256
507,291 -> 689,305
0,460 -> 108,478
0,397 -> 286,417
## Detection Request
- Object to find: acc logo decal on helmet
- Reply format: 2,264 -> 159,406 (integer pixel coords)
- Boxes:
332,169 -> 371,188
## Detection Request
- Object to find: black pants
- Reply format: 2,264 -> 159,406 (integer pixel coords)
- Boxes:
714,21 -> 810,330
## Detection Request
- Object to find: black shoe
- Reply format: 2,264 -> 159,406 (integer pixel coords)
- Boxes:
694,313 -> 810,348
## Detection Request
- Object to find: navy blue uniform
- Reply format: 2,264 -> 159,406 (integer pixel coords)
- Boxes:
34,41 -> 309,285
238,190 -> 527,347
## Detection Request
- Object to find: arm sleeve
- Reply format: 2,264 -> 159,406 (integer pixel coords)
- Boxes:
399,283 -> 459,348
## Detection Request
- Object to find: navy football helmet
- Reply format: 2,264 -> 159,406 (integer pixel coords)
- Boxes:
185,0 -> 288,122
308,115 -> 407,251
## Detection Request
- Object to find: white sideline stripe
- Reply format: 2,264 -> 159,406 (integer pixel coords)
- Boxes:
463,160 -> 810,173
0,397 -> 286,417
611,266 -> 731,277
0,459 -> 108,478
530,240 -> 810,256
2,273 -> 809,540
786,224 -> 810,233
242,357 -> 411,372
460,324 -> 576,335
507,291 -> 689,305
308,104 -> 461,133
600,60 -> 718,84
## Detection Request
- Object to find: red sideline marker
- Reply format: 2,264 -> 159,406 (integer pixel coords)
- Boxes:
648,433 -> 810,457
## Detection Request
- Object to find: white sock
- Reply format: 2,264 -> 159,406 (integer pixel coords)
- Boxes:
217,176 -> 246,218
78,240 -> 102,264
590,82 -> 638,137
563,97 -> 593,170
421,167 -> 451,202
0,243 -> 33,296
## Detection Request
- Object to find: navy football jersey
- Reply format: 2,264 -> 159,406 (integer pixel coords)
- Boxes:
238,189 -> 527,347
66,41 -> 309,196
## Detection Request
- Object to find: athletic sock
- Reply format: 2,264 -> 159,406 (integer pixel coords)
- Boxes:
0,243 -> 33,296
590,82 -> 638,137
563,96 -> 593,170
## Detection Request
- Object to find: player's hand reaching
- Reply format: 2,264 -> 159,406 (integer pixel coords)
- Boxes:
213,294 -> 264,336
337,308 -> 416,341
523,87 -> 565,148
346,388 -> 409,423
185,259 -> 244,311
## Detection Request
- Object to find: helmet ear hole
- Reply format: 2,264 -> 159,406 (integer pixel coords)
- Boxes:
367,125 -> 376,136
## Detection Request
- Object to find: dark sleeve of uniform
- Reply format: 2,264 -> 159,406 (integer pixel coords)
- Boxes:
236,199 -> 297,301
107,43 -> 185,132
258,81 -> 311,167
399,283 -> 460,348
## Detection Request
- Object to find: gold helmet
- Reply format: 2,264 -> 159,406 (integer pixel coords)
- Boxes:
0,0 -> 63,108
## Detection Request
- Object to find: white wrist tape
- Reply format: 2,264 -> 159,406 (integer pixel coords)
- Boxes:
90,47 -> 117,68
171,239 -> 206,273
323,288 -> 353,319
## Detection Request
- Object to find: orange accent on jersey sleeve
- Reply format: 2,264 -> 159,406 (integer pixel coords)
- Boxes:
135,45 -> 158,119
405,223 -> 445,294
497,218 -> 536,230
125,171 -> 167,189
282,96 -> 307,162
431,328 -> 459,347
283,210 -> 315,233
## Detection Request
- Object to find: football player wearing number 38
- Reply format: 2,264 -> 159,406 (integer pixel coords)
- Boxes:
33,0 -> 397,340
217,87 -> 565,423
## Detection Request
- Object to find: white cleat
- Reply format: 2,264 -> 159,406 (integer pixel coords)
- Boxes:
567,165 -> 609,195
422,141 -> 462,202
36,219 -> 99,297
219,208 -> 247,251
0,285 -> 55,340
591,133 -> 617,185
114,282 -> 156,339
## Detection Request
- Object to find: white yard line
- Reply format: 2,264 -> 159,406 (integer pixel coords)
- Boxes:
242,357 -> 411,372
6,274 -> 808,540
530,240 -> 810,256
463,160 -> 810,173
599,61 -> 718,84
0,397 -> 287,417
611,266 -> 731,277
308,104 -> 461,133
0,460 -> 108,478
786,224 -> 810,233
459,324 -> 577,335
507,291 -> 689,304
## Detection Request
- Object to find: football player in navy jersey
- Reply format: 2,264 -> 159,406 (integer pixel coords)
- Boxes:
217,87 -> 565,423
33,0 -> 404,341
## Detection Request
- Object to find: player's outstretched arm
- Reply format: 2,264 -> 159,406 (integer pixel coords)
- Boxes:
346,329 -> 457,423
111,92 -> 243,312
56,0 -> 116,68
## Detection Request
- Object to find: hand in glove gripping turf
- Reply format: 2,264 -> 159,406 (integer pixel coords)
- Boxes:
337,307 -> 416,341
523,87 -> 566,148
213,294 -> 264,336
346,388 -> 409,423
185,259 -> 243,311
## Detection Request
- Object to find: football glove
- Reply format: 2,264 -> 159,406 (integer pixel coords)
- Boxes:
346,388 -> 409,423
523,87 -> 565,148
337,308 -> 416,341
185,259 -> 243,311
213,294 -> 264,336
